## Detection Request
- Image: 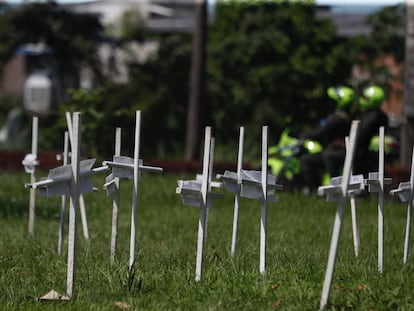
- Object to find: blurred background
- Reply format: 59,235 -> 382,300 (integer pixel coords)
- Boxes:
0,0 -> 408,170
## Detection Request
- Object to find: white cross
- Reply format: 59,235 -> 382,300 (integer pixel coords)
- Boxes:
106,127 -> 121,264
345,136 -> 362,258
66,112 -> 90,240
176,127 -> 223,281
318,120 -> 360,311
58,131 -> 69,256
318,174 -> 364,202
26,112 -> 108,299
22,116 -> 38,235
319,172 -> 365,258
390,145 -> 414,264
102,111 -> 163,272
218,169 -> 282,201
217,126 -> 282,273
27,158 -> 108,197
219,126 -> 245,257
365,126 -> 392,272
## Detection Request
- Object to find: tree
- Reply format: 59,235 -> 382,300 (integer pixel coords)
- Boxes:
185,0 -> 207,161
403,1 -> 414,166
0,2 -> 105,151
352,4 -> 406,164
352,4 -> 405,91
0,4 -> 17,71
365,4 -> 405,62
102,2 -> 358,161
44,2 -> 357,161
207,2 -> 355,156
49,34 -> 192,159
0,2 -> 103,87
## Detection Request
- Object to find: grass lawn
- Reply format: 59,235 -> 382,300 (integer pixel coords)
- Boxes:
0,170 -> 414,310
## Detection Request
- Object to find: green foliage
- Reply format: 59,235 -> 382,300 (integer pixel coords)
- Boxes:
0,4 -> 16,70
129,34 -> 192,159
0,94 -> 21,123
347,4 -> 405,97
365,4 -> 405,62
1,172 -> 414,310
48,64 -> 192,159
118,9 -> 147,41
2,2 -> 403,162
0,2 -> 105,153
207,2 -> 355,154
0,1 -> 103,75
45,86 -> 136,159
117,2 -> 356,161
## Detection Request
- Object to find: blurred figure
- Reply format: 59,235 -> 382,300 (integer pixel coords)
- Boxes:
353,85 -> 388,176
300,86 -> 354,194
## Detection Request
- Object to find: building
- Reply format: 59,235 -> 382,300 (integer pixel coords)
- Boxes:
0,1 -> 404,119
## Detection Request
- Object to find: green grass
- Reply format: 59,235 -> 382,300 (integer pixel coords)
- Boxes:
0,170 -> 414,310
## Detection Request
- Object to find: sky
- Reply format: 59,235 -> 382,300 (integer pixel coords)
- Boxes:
2,0 -> 406,4
4,0 -> 92,3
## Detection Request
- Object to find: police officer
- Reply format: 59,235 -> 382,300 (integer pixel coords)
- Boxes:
300,86 -> 354,194
353,85 -> 388,176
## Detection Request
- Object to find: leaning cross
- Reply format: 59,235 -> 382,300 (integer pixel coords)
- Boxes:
317,120 -> 360,311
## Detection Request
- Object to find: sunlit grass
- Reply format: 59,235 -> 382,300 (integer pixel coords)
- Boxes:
0,171 -> 413,310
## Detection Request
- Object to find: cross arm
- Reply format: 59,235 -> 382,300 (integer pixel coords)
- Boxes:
390,182 -> 412,202
102,160 -> 163,173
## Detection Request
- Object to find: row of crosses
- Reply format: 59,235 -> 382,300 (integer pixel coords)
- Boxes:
176,126 -> 283,281
22,114 -> 414,309
317,121 -> 414,310
24,111 -> 163,300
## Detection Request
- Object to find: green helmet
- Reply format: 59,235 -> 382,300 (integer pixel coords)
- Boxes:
327,86 -> 355,109
359,85 -> 385,109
